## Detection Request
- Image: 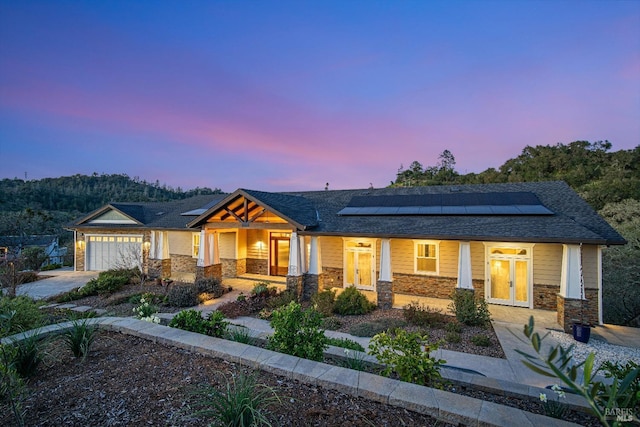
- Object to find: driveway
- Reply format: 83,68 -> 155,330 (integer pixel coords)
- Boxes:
15,268 -> 98,300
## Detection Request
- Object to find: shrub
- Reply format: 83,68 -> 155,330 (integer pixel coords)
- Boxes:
41,263 -> 62,271
449,289 -> 491,327
21,247 -> 47,271
333,286 -> 376,315
445,331 -> 461,343
226,327 -> 253,344
311,289 -> 336,317
80,269 -> 133,296
194,277 -> 225,300
251,282 -> 272,298
341,348 -> 368,371
445,320 -> 463,334
0,296 -> 45,337
326,337 -> 365,352
62,320 -> 97,361
368,328 -> 446,386
347,318 -> 407,337
265,289 -> 297,310
471,334 -> 491,347
167,285 -> 199,307
268,302 -> 327,361
17,271 -> 39,284
205,311 -> 229,338
217,300 -> 252,319
11,333 -> 46,378
190,373 -> 280,427
403,301 -> 446,327
169,309 -> 207,334
321,316 -> 343,330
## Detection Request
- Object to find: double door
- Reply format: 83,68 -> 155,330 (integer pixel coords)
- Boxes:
345,240 -> 375,291
487,247 -> 530,307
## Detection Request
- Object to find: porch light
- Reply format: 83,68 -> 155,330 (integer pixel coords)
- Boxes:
143,241 -> 151,251
76,240 -> 85,249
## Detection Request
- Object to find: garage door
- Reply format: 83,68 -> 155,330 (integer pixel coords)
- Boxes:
86,235 -> 143,271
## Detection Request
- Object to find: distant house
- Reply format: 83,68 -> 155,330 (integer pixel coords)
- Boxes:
0,235 -> 67,266
68,181 -> 625,332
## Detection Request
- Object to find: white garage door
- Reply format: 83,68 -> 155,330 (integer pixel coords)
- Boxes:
86,235 -> 143,271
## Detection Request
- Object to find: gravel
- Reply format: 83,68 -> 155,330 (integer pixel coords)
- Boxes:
546,330 -> 640,369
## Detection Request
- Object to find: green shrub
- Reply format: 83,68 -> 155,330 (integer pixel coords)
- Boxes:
333,286 -> 376,315
205,311 -> 229,338
190,373 -> 280,427
321,316 -> 343,330
445,331 -> 462,343
226,327 -> 253,344
251,282 -> 271,298
194,277 -> 225,300
62,320 -> 97,361
311,289 -> 336,317
445,320 -> 463,334
326,337 -> 365,352
347,318 -> 407,337
167,285 -> 199,307
169,309 -> 207,334
41,263 -> 62,271
11,333 -> 46,377
600,360 -> 640,410
21,247 -> 47,271
56,289 -> 84,303
0,296 -> 45,337
403,301 -> 446,327
268,302 -> 327,361
471,334 -> 491,347
80,269 -> 133,296
266,289 -> 297,310
449,289 -> 491,327
368,328 -> 446,386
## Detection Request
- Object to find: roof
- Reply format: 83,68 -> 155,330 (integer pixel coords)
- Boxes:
70,182 -> 626,245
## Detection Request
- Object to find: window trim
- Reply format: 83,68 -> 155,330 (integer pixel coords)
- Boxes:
192,232 -> 200,259
413,240 -> 440,275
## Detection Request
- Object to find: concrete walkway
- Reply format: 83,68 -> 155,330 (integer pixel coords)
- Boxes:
14,268 -> 98,299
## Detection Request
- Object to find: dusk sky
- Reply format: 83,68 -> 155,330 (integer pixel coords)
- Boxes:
1,1 -> 638,192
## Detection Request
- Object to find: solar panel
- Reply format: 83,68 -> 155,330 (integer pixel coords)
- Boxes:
337,192 -> 553,216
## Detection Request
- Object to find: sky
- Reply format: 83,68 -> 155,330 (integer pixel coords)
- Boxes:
0,1 -> 639,193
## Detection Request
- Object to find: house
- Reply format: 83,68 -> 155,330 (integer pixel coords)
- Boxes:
68,181 -> 626,332
0,235 -> 67,266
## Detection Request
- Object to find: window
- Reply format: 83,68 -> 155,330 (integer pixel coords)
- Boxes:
192,233 -> 200,258
415,241 -> 439,274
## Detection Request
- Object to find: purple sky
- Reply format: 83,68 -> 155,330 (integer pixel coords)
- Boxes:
1,1 -> 639,192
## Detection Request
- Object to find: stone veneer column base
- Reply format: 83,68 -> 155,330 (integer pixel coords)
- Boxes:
195,264 -> 223,281
147,259 -> 171,280
377,280 -> 393,310
557,292 -> 599,333
302,274 -> 322,301
287,275 -> 304,301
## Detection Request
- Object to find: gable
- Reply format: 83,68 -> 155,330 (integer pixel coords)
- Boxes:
88,209 -> 138,225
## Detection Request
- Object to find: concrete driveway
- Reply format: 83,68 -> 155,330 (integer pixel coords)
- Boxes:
15,268 -> 98,300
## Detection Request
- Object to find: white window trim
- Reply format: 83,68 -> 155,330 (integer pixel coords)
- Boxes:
192,232 -> 200,259
413,240 -> 440,276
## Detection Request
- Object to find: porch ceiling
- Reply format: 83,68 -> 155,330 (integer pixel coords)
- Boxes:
206,194 -> 288,225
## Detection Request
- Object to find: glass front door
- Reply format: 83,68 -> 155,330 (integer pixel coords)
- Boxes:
345,240 -> 375,290
270,234 -> 290,276
487,248 -> 530,307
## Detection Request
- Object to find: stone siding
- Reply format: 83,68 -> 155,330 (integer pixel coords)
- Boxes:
533,284 -> 559,311
221,258 -> 246,277
321,267 -> 343,290
377,280 -> 393,309
147,259 -> 171,280
287,275 -> 304,300
393,273 -> 484,300
302,273 -> 323,301
74,228 -> 148,272
195,264 -> 222,281
171,254 -> 197,275
246,258 -> 268,275
557,288 -> 599,332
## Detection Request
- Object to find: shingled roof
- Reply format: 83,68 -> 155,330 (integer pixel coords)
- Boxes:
71,182 -> 625,245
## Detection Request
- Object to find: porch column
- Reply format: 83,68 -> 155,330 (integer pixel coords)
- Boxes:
148,231 -> 170,280
196,231 -> 222,281
299,234 -> 307,274
558,244 -> 584,332
377,238 -> 393,309
303,236 -> 323,301
287,231 -> 304,300
456,241 -> 474,290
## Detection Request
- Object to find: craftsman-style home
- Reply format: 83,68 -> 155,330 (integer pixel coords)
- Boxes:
69,181 -> 625,331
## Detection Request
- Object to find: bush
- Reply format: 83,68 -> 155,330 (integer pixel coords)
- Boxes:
169,309 -> 207,334
11,333 -> 46,377
311,289 -> 336,317
333,286 -> 376,315
326,337 -> 365,352
167,285 -> 199,307
80,269 -> 133,296
41,263 -> 62,271
403,301 -> 446,327
268,302 -> 327,361
251,282 -> 272,298
266,289 -> 297,310
449,289 -> 491,327
21,247 -> 47,271
17,271 -> 39,284
205,311 -> 229,338
445,331 -> 462,343
445,320 -> 463,334
0,296 -> 45,337
368,329 -> 446,386
347,318 -> 407,337
194,277 -> 225,300
62,320 -> 97,361
471,334 -> 491,347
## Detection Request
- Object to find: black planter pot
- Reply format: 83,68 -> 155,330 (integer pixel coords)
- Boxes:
572,323 -> 591,343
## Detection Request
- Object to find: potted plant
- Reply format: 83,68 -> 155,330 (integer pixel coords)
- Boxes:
572,244 -> 591,343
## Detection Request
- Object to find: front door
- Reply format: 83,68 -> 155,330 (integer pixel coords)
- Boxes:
486,246 -> 531,307
270,233 -> 290,276
345,240 -> 375,290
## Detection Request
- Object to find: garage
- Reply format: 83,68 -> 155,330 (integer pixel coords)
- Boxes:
85,235 -> 143,271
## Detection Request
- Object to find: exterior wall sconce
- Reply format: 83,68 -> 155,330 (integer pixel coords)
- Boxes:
143,241 -> 151,251
76,240 -> 85,250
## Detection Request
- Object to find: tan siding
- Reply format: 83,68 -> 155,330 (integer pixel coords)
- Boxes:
219,232 -> 236,259
533,244 -> 562,285
582,244 -> 599,289
439,241 -> 458,277
168,231 -> 194,256
246,229 -> 268,259
320,236 -> 343,268
390,239 -> 414,274
470,242 -> 485,280
237,229 -> 247,258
